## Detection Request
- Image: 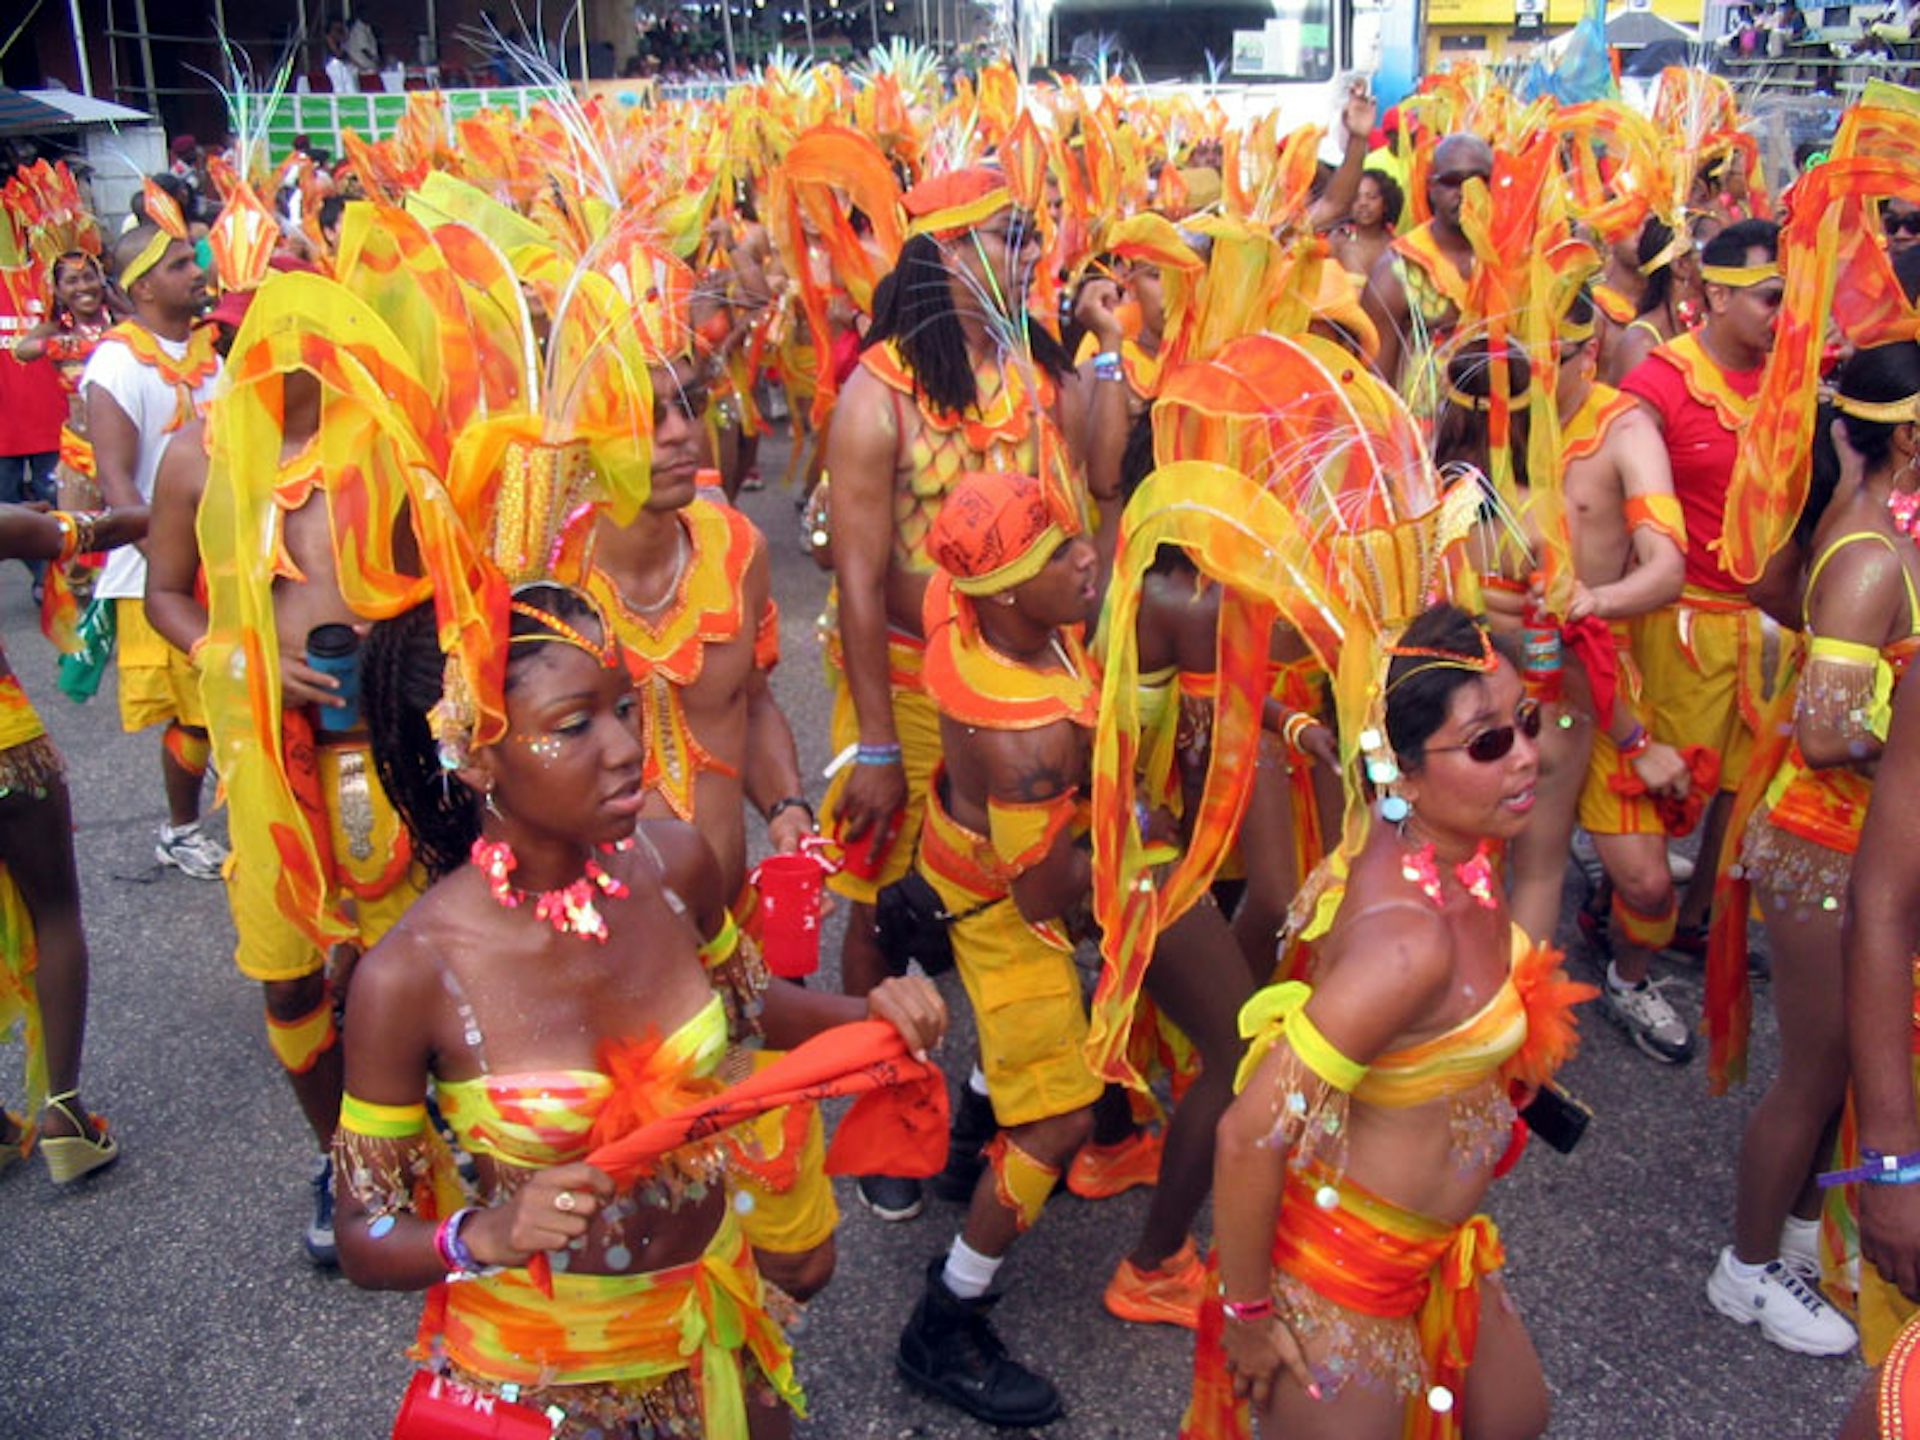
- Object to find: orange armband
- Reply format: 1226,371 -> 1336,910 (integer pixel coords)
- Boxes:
1625,494 -> 1686,550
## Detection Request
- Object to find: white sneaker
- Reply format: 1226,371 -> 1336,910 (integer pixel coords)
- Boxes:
1705,1247 -> 1857,1356
1668,845 -> 1697,884
156,821 -> 228,881
1601,973 -> 1695,1064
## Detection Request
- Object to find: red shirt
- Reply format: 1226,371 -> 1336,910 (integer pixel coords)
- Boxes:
0,342 -> 65,458
1618,334 -> 1762,594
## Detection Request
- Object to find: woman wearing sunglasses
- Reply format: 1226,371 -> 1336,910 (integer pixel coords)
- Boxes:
1190,601 -> 1592,1440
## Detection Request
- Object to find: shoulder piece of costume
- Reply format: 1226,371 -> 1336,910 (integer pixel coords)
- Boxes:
1562,382 -> 1636,467
1655,330 -> 1758,432
920,569 -> 1098,731
586,502 -> 762,821
97,321 -> 220,432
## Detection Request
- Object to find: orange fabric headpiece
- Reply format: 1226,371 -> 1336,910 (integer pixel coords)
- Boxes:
904,167 -> 1012,239
928,470 -> 1075,595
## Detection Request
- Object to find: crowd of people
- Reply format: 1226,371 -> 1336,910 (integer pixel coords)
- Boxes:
5,48 -> 1920,1438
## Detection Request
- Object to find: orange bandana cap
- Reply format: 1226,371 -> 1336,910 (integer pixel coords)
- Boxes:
929,470 -> 1074,596
904,167 -> 1012,240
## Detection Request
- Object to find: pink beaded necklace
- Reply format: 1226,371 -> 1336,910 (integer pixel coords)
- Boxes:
471,835 -> 637,943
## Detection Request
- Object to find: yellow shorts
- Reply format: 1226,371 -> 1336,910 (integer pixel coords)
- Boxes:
1576,728 -> 1666,837
729,1067 -> 840,1257
116,598 -> 204,732
822,646 -> 942,906
229,739 -> 423,982
1632,595 -> 1764,792
930,878 -> 1103,1129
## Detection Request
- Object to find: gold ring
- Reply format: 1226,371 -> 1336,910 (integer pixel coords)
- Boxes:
554,1190 -> 578,1213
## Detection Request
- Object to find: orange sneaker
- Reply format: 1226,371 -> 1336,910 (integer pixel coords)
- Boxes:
1103,1238 -> 1206,1329
1066,1128 -> 1162,1199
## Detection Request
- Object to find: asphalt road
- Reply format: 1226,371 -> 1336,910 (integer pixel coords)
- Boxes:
0,438 -> 1865,1438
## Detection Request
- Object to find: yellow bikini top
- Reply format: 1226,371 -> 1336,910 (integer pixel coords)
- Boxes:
435,993 -> 728,1169
1235,924 -> 1528,1111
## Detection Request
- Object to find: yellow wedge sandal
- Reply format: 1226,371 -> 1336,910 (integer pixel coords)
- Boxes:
41,1091 -> 118,1183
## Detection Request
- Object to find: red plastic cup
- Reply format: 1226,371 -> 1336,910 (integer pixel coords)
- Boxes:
391,1371 -> 559,1438
836,804 -> 904,884
752,851 -> 830,978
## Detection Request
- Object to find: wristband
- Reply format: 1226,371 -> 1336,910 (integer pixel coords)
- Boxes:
1220,1295 -> 1276,1323
1092,351 -> 1124,383
51,511 -> 79,565
1618,724 -> 1651,760
1282,710 -> 1316,756
436,1206 -> 483,1273
855,743 -> 903,766
1820,1148 -> 1920,1188
766,795 -> 814,827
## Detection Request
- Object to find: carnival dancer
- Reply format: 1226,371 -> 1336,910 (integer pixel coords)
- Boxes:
346,582 -> 946,1437
586,346 -> 842,1304
1188,603 -> 1591,1440
1616,218 -> 1782,974
0,501 -> 147,1183
82,209 -> 224,879
1538,295 -> 1695,1064
824,167 -> 1094,1222
1601,216 -> 1704,386
894,469 -> 1103,1428
1330,169 -> 1404,282
1361,132 -> 1494,386
1842,612 -> 1920,1380
1704,348 -> 1920,1357
12,251 -> 110,521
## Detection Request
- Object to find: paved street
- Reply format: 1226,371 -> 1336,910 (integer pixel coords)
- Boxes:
0,440 -> 1865,1437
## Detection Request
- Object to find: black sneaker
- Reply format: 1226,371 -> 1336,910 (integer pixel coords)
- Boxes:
931,1085 -> 998,1203
305,1154 -> 338,1267
898,1257 -> 1064,1427
858,1173 -> 925,1222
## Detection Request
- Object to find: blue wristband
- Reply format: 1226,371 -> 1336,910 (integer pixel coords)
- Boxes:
1819,1148 -> 1920,1188
855,743 -> 903,766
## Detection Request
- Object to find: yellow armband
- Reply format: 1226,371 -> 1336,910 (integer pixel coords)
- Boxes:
338,1093 -> 428,1137
1232,981 -> 1368,1095
1624,494 -> 1687,551
699,910 -> 742,970
1805,635 -> 1895,742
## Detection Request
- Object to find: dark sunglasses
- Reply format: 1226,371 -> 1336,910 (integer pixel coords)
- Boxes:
652,386 -> 710,426
1427,697 -> 1543,763
1886,213 -> 1920,237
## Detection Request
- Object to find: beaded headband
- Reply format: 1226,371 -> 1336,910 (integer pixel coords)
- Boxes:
1833,390 -> 1920,424
1382,624 -> 1501,698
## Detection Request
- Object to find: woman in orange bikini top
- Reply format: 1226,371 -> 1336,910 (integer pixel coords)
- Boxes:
1190,604 -> 1594,1440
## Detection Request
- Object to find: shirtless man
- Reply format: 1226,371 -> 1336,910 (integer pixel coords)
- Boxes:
824,167 -> 1095,1221
585,354 -> 837,1301
1361,132 -> 1493,387
146,358 -> 423,1264
1552,290 -> 1695,1063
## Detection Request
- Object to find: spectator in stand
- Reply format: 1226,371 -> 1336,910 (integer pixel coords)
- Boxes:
324,20 -> 359,93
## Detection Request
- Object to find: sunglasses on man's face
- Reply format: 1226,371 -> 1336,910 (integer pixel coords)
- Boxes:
1426,697 -> 1543,764
1886,212 -> 1920,237
652,386 -> 710,427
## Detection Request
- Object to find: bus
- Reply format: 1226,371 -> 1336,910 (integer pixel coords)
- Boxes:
1031,0 -> 1421,138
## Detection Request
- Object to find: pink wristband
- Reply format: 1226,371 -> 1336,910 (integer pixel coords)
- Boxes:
1221,1295 -> 1276,1323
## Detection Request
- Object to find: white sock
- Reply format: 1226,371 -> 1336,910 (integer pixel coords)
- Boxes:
1782,1215 -> 1820,1248
1725,1251 -> 1770,1281
968,1067 -> 990,1098
1606,961 -> 1642,992
943,1236 -> 1003,1299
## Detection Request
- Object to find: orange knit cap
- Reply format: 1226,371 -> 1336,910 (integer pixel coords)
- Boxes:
928,470 -> 1074,595
903,167 -> 1012,240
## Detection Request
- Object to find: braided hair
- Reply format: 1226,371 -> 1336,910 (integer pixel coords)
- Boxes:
866,233 -> 1071,417
362,584 -> 607,880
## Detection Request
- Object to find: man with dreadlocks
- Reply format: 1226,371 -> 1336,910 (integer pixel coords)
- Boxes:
1361,132 -> 1493,387
822,167 -> 1099,1223
83,217 -> 225,881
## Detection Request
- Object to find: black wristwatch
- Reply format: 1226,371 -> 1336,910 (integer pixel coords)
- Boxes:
765,795 -> 815,827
